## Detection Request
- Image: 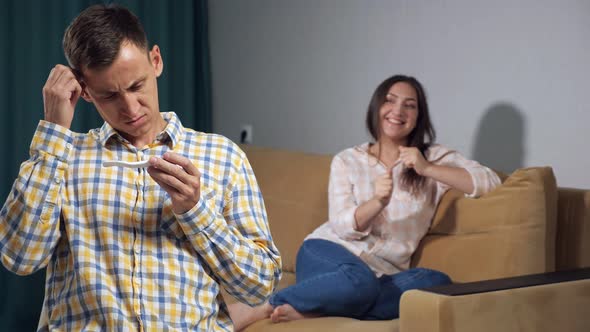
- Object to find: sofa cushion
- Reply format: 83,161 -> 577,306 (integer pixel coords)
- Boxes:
412,167 -> 557,282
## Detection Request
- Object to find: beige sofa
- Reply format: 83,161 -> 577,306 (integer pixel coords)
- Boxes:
232,145 -> 590,332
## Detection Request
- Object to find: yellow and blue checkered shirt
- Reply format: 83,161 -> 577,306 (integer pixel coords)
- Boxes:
0,112 -> 281,331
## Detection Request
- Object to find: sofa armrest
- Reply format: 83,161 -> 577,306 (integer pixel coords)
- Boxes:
399,268 -> 590,332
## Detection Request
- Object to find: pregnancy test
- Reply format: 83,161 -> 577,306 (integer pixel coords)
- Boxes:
102,160 -> 151,168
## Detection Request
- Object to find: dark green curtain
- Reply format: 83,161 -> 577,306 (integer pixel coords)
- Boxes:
0,1 -> 211,330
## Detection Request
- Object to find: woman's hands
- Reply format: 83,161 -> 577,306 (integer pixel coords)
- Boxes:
373,168 -> 394,207
398,146 -> 474,194
147,152 -> 201,214
398,146 -> 431,176
354,167 -> 394,232
371,146 -> 430,209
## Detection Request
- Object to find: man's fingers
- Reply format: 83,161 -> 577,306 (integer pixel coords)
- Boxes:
148,161 -> 202,214
148,166 -> 186,192
161,152 -> 200,176
45,67 -> 81,99
65,78 -> 83,101
48,65 -> 73,86
149,156 -> 192,183
150,173 -> 178,195
48,66 -> 66,87
148,155 -> 201,197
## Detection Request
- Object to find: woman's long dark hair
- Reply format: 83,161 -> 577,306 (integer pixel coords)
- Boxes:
365,74 -> 436,195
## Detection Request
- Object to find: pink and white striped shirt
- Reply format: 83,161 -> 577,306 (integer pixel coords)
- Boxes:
306,143 -> 501,276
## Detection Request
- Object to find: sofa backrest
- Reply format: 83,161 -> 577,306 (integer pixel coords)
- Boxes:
555,188 -> 590,271
242,145 -> 332,273
242,145 -> 565,282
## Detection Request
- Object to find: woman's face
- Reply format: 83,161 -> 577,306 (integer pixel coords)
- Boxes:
378,81 -> 419,144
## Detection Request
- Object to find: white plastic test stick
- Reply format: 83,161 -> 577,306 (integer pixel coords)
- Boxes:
102,160 -> 151,168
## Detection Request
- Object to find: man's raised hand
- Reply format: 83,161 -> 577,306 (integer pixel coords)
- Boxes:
42,64 -> 82,129
147,152 -> 202,214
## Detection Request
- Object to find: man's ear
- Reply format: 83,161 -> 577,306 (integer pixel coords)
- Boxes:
150,45 -> 163,78
80,83 -> 92,102
73,69 -> 92,102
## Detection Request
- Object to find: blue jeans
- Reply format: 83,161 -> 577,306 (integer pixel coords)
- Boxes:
269,239 -> 451,320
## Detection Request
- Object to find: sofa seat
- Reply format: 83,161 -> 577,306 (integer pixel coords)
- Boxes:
247,316 -> 399,332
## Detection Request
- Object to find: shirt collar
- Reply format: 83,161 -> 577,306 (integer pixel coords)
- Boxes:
97,112 -> 184,148
355,142 -> 374,158
357,142 -> 389,169
158,112 -> 183,148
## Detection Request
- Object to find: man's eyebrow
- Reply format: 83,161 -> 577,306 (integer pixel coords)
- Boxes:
93,88 -> 115,96
127,76 -> 147,88
94,76 -> 148,95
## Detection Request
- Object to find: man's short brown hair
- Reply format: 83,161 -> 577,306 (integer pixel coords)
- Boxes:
63,4 -> 148,74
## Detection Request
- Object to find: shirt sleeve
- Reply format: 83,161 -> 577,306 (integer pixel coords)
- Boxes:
173,146 -> 281,305
0,120 -> 71,275
327,154 -> 372,240
429,145 -> 502,199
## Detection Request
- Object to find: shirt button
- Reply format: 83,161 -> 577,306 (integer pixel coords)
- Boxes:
54,178 -> 61,184
66,143 -> 72,150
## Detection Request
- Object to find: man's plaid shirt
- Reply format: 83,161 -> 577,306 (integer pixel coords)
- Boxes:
0,112 -> 281,331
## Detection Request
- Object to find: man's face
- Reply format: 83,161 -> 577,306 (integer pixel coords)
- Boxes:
81,42 -> 165,147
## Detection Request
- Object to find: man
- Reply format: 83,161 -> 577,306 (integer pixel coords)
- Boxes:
0,4 -> 281,331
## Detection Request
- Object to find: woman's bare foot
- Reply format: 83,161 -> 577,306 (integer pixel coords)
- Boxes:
270,304 -> 318,323
227,301 -> 273,331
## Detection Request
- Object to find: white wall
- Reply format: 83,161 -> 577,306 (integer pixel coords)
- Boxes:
209,0 -> 590,189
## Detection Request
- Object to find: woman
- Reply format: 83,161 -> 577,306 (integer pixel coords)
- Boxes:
229,74 -> 501,330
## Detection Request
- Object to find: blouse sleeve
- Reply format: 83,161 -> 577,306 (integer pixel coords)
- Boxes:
327,154 -> 372,240
428,145 -> 502,199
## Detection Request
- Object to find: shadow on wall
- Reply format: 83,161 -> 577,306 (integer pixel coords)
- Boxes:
472,102 -> 526,173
